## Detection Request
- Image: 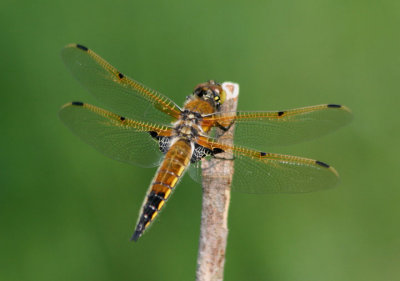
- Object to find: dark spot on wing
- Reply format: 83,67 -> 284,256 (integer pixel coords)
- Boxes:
316,160 -> 330,168
120,116 -> 126,121
76,44 -> 88,51
149,131 -> 158,139
327,104 -> 342,108
278,111 -> 285,116
213,148 -> 224,154
118,72 -> 124,79
260,151 -> 267,157
72,101 -> 84,106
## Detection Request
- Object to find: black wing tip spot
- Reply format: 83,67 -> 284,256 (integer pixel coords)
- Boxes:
120,116 -> 126,121
76,44 -> 88,51
71,101 -> 84,106
213,148 -> 224,154
327,104 -> 342,108
118,72 -> 124,79
316,160 -> 330,168
260,151 -> 267,157
278,111 -> 285,116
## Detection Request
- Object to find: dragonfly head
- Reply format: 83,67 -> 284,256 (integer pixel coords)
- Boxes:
193,80 -> 226,109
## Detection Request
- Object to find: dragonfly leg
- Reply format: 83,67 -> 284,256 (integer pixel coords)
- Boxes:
215,121 -> 235,133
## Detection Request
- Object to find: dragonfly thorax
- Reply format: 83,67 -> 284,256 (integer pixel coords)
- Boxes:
173,112 -> 203,142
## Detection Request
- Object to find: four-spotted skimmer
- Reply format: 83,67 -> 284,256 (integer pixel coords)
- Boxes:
59,44 -> 352,241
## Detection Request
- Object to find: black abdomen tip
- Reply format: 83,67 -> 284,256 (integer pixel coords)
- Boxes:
327,104 -> 342,108
316,160 -> 330,168
131,231 -> 141,242
76,44 -> 88,51
72,101 -> 84,106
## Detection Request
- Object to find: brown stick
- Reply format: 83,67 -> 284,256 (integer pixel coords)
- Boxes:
195,82 -> 239,281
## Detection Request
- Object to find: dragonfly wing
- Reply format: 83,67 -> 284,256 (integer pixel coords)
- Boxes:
59,102 -> 173,168
188,160 -> 203,184
201,104 -> 352,151
61,44 -> 181,125
189,138 -> 339,193
229,150 -> 338,193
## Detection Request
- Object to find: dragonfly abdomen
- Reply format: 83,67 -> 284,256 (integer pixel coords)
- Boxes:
132,138 -> 193,241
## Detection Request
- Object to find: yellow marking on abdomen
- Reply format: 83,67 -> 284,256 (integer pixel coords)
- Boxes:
169,176 -> 178,188
157,200 -> 165,210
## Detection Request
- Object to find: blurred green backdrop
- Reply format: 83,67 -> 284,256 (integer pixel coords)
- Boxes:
1,0 -> 399,280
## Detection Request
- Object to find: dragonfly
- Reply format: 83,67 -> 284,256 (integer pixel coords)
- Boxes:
59,43 -> 352,241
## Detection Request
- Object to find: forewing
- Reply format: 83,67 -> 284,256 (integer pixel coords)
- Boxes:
61,44 -> 181,125
59,102 -> 173,168
189,138 -> 339,193
201,104 -> 352,150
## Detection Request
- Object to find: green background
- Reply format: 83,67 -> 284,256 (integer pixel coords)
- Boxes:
1,0 -> 399,280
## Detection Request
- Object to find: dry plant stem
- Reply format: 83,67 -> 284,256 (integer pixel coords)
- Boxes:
196,83 -> 239,281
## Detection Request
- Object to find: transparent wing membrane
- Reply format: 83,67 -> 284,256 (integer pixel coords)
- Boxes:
59,102 -> 172,168
231,151 -> 338,193
202,104 -> 352,151
61,44 -> 181,125
188,139 -> 339,193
